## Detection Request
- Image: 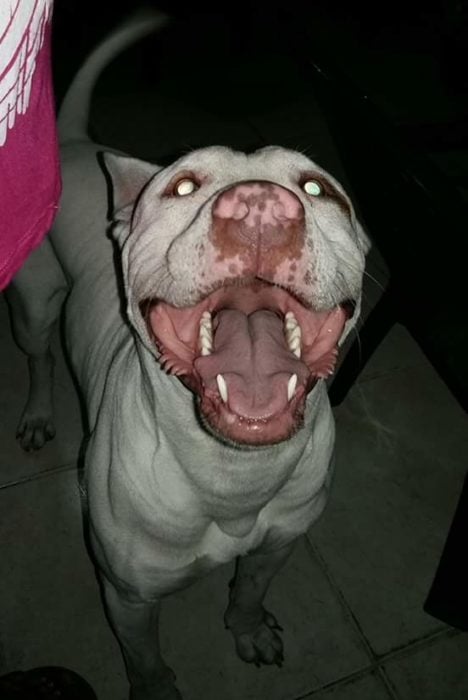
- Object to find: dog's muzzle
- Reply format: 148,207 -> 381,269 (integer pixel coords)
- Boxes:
143,181 -> 351,447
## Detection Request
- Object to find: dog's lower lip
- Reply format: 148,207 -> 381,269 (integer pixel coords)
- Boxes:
205,392 -> 277,423
200,383 -> 307,444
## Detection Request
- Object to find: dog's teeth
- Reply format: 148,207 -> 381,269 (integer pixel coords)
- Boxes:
200,327 -> 212,341
199,312 -> 213,356
284,312 -> 301,358
200,336 -> 212,356
216,374 -> 228,403
287,373 -> 298,401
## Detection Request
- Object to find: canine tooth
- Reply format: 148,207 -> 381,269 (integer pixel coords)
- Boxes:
287,374 -> 298,401
216,374 -> 228,403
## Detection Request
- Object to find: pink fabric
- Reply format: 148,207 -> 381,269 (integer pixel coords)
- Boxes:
0,1 -> 61,290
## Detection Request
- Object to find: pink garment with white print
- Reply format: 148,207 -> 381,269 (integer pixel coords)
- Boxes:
0,0 -> 61,290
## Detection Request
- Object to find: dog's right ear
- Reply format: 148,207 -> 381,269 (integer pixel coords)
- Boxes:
102,152 -> 161,224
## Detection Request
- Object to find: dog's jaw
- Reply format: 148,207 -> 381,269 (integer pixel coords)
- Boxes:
143,281 -> 350,446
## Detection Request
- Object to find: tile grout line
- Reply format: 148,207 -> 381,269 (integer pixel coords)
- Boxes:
377,626 -> 460,664
305,535 -> 379,661
0,461 -> 79,491
292,664 -> 382,699
300,535 -> 460,698
377,667 -> 401,700
292,625 -> 460,700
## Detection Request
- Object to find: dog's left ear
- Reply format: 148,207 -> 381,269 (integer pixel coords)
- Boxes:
102,152 -> 161,223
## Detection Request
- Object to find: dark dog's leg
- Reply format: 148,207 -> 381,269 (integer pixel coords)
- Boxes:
102,579 -> 182,700
5,238 -> 68,450
224,540 -> 296,667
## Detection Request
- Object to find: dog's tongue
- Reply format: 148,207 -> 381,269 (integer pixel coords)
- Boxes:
194,309 -> 309,418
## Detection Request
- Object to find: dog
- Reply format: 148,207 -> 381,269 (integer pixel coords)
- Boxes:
6,12 -> 369,700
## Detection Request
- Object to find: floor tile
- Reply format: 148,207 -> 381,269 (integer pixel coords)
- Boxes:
309,360 -> 468,656
347,354 -> 468,464
0,298 -> 83,484
356,324 -> 433,382
0,470 -> 127,699
383,632 -> 468,700
302,671 -> 392,699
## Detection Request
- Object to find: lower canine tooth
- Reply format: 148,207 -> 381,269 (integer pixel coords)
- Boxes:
287,373 -> 298,401
216,374 -> 228,403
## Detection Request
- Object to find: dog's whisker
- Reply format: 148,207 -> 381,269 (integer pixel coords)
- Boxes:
362,269 -> 386,292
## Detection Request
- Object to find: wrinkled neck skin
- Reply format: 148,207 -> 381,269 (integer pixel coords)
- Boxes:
132,337 -> 325,513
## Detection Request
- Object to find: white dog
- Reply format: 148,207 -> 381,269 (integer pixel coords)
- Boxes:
7,12 -> 369,700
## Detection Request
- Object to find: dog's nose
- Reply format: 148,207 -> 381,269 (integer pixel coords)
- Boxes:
212,182 -> 304,248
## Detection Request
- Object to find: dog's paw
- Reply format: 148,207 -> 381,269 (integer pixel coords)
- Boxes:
16,413 -> 56,451
226,607 -> 284,667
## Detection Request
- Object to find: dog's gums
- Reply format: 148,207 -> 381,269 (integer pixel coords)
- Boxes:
143,281 -> 350,446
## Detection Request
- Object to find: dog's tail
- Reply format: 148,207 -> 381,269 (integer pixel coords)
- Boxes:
58,10 -> 169,145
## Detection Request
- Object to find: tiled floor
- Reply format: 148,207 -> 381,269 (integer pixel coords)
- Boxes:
1,10 -> 468,700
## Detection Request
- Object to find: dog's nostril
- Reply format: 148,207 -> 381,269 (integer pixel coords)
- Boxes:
232,202 -> 249,221
273,202 -> 287,220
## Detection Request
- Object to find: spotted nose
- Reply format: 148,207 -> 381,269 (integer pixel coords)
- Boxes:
212,181 -> 305,248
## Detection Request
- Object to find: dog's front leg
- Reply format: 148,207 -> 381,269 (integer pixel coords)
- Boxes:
102,579 -> 182,700
224,540 -> 296,668
5,238 -> 68,450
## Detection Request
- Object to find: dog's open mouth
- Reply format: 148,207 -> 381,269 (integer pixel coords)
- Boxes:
142,280 -> 351,446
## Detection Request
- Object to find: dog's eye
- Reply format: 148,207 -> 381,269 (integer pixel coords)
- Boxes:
302,180 -> 322,197
174,178 -> 199,197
